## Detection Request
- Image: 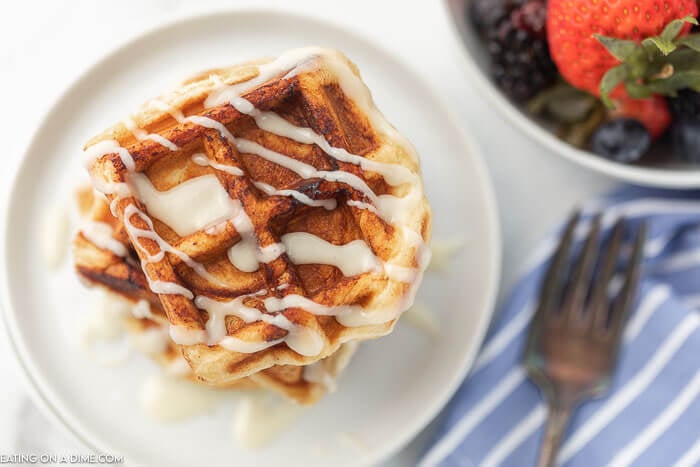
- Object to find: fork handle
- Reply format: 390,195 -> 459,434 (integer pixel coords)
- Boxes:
537,403 -> 573,467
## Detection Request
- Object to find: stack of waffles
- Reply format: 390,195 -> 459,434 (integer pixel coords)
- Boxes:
73,47 -> 432,405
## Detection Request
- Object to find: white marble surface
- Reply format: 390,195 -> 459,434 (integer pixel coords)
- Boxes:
0,0 -> 617,464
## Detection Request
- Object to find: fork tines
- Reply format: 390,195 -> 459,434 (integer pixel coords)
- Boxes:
534,211 -> 647,337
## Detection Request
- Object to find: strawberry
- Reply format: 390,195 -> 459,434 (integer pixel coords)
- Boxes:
611,95 -> 671,138
547,0 -> 699,103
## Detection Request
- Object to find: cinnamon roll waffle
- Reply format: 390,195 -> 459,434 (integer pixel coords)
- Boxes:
77,47 -> 431,394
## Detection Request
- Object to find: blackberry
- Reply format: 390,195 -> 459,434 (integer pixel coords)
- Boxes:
470,0 -> 515,38
668,89 -> 700,121
672,120 -> 700,163
668,89 -> 700,162
471,0 -> 557,102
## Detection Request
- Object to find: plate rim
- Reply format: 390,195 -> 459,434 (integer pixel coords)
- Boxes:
0,6 -> 502,466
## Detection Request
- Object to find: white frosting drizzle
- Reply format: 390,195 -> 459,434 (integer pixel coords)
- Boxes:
128,173 -> 240,237
145,276 -> 194,299
283,232 -> 417,282
253,181 -> 337,210
233,394 -> 304,449
229,101 -> 418,187
195,294 -> 324,356
169,324 -> 207,345
84,139 -> 135,172
346,199 -> 378,214
204,222 -> 228,236
123,204 -> 224,289
264,294 -> 396,327
165,355 -> 192,376
236,138 -> 379,205
140,373 -> 221,422
187,115 -> 237,142
402,226 -> 432,270
80,291 -> 132,367
79,221 -> 128,257
122,117 -> 149,140
196,289 -> 265,342
205,48 -> 322,107
192,152 -> 337,210
228,240 -> 285,272
150,99 -> 186,122
281,232 -> 379,277
132,299 -> 153,319
106,186 -> 130,217
383,264 -> 419,283
226,229 -> 417,282
222,198 -> 278,274
219,336 -> 284,353
129,326 -> 170,355
123,116 -> 179,151
191,152 -> 244,176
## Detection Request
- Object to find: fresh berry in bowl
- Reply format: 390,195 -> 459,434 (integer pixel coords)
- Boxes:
470,0 -> 557,101
670,89 -> 700,162
590,118 -> 651,164
445,0 -> 700,188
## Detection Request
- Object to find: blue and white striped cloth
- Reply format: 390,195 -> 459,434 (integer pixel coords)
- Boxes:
421,188 -> 700,467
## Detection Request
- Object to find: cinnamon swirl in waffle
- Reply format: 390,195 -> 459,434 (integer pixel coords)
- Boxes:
77,47 -> 431,395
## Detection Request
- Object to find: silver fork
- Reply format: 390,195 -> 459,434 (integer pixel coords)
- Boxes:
523,212 -> 647,467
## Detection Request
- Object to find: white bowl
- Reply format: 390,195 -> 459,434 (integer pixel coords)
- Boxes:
444,0 -> 700,189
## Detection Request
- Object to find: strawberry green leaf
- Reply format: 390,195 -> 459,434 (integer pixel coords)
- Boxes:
624,81 -> 653,99
643,36 -> 677,56
667,48 -> 700,72
678,34 -> 700,52
651,70 -> 700,92
594,34 -> 639,61
599,64 -> 629,108
661,19 -> 684,42
592,19 -> 700,102
661,16 -> 698,42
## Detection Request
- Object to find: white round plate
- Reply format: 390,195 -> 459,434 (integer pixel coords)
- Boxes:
0,9 -> 500,467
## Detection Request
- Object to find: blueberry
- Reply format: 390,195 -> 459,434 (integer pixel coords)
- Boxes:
672,120 -> 700,163
590,119 -> 650,163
